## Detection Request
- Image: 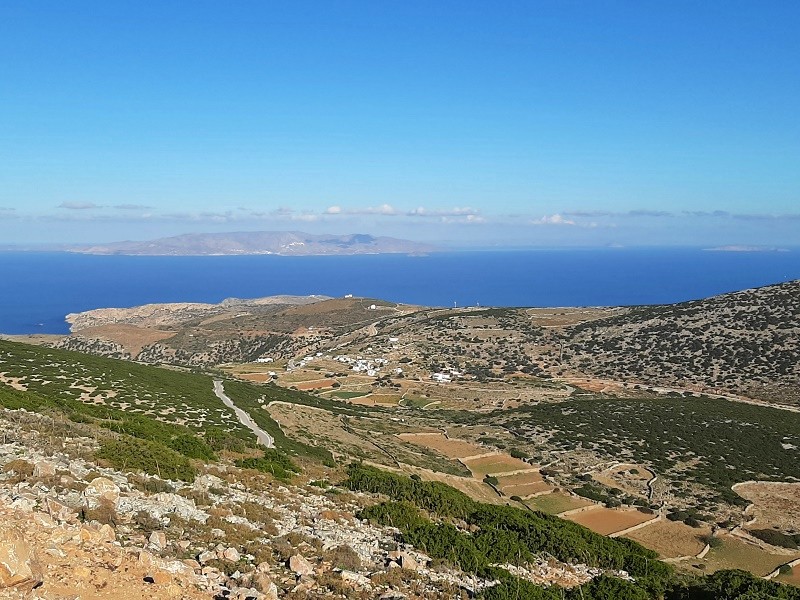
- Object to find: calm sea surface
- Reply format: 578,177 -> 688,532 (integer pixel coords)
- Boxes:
1,248 -> 799,334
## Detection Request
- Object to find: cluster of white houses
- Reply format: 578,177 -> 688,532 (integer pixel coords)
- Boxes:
430,368 -> 463,383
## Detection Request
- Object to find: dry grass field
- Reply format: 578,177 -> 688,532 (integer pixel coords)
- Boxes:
689,535 -> 800,577
72,324 -> 175,357
397,432 -> 485,459
564,507 -> 655,536
295,379 -> 337,390
495,470 -> 552,497
734,481 -> 800,532
461,453 -> 533,477
525,492 -> 593,515
624,519 -> 711,558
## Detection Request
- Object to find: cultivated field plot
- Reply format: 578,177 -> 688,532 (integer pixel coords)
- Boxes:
691,535 -> 800,577
525,492 -> 593,515
397,432 -> 484,459
734,481 -> 800,531
495,397 -> 800,504
0,340 -> 244,433
564,507 -> 655,536
624,519 -> 711,558
462,453 -> 534,477
495,471 -> 552,497
294,379 -> 337,391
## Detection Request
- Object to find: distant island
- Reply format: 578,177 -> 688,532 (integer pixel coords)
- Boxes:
68,231 -> 438,256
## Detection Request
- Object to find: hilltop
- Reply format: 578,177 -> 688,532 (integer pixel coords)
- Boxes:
69,231 -> 438,256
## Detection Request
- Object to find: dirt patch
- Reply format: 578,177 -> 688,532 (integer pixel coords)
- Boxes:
624,519 -> 711,558
776,565 -> 800,587
564,507 -> 655,536
734,481 -> 800,532
397,433 -> 485,459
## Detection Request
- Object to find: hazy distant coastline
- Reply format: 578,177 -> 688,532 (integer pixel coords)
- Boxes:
67,231 -> 438,256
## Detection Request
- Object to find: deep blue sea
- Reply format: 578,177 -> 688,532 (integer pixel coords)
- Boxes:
1,248 -> 799,335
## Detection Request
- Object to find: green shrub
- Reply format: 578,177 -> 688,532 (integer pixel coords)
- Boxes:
97,437 -> 196,481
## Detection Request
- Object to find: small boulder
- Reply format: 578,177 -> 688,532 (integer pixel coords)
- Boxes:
222,547 -> 240,562
149,531 -> 167,551
46,497 -> 78,523
288,554 -> 314,576
398,552 -> 419,571
33,460 -> 56,478
0,523 -> 43,591
83,477 -> 121,512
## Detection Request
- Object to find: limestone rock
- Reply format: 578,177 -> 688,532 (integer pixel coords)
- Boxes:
399,552 -> 419,571
32,460 -> 56,478
149,531 -> 167,551
46,497 -> 78,522
288,553 -> 314,576
83,477 -> 121,511
222,546 -> 240,562
0,523 -> 43,591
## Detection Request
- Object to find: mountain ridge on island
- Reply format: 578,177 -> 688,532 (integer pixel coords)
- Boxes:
69,230 -> 438,256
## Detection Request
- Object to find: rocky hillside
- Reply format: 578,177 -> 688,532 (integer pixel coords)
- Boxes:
52,280 -> 800,404
556,280 -> 800,404
0,409 -> 501,599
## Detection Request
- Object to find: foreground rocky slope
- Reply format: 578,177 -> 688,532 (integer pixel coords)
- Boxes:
0,409 -> 496,599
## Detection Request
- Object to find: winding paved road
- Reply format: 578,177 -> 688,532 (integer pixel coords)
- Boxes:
213,380 -> 275,448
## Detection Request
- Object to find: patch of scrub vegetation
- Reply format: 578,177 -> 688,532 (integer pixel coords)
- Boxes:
0,385 -> 220,481
235,449 -> 301,481
97,437 -> 196,481
344,463 -> 800,600
0,339 -> 246,433
492,397 -> 800,505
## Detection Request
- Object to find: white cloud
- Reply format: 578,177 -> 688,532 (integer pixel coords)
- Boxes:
532,213 -> 576,226
407,206 -> 479,217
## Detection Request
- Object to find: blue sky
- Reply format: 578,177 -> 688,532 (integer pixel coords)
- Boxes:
1,1 -> 798,247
